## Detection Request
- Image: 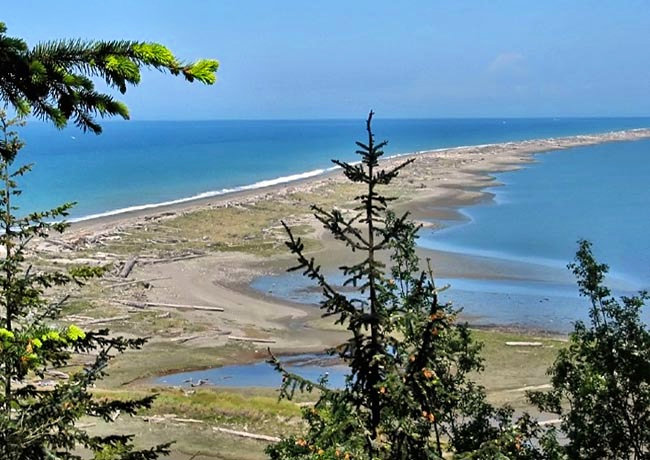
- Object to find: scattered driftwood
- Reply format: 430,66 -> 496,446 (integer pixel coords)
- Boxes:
84,315 -> 130,325
119,258 -> 137,278
106,276 -> 170,289
48,239 -> 75,250
212,426 -> 280,443
227,336 -> 275,344
45,370 -> 69,380
119,300 -> 224,312
141,414 -> 203,424
65,314 -> 95,322
173,417 -> 203,424
505,341 -> 543,347
171,335 -> 200,344
77,422 -> 97,429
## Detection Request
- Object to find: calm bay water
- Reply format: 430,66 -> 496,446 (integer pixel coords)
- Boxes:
419,139 -> 650,290
16,117 -> 650,220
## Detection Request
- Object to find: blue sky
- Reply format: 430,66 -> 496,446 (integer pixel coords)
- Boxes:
4,1 -> 650,119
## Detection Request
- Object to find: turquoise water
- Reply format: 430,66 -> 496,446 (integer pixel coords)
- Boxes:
15,117 -> 650,220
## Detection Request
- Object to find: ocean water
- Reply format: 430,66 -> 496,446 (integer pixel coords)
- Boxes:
14,117 -> 650,220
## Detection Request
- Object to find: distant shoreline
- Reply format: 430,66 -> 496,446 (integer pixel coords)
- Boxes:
70,127 -> 650,235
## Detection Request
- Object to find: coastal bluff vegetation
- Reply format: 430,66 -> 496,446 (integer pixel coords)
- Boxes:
0,21 -> 649,460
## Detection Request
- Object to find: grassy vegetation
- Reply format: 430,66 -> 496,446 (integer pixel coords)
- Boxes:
96,197 -> 326,259
90,179 -> 417,260
85,328 -> 566,459
472,329 -> 565,408
94,387 -> 303,436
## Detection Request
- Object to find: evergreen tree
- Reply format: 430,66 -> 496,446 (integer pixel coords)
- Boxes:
266,112 -> 539,459
0,21 -> 218,133
529,240 -> 650,459
0,111 -> 168,459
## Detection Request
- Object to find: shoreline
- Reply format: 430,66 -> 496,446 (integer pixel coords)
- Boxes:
69,127 -> 650,236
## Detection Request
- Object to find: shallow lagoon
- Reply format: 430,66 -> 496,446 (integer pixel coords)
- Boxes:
419,140 -> 650,290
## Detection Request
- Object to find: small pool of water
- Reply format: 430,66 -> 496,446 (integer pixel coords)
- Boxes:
155,354 -> 348,389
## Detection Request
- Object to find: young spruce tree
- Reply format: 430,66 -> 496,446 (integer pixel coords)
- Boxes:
528,240 -> 650,459
0,111 -> 168,459
267,112 -> 539,460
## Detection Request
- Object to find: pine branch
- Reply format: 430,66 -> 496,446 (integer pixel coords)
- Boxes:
0,23 -> 218,133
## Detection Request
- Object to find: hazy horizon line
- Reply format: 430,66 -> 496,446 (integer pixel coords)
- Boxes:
25,115 -> 650,125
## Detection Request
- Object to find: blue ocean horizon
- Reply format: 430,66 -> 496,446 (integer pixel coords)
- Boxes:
16,117 -> 650,221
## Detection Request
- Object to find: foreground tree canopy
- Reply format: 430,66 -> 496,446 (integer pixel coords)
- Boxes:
0,112 -> 169,459
0,22 -> 218,459
529,240 -> 650,459
0,21 -> 218,133
267,113 -> 543,459
266,114 -> 650,459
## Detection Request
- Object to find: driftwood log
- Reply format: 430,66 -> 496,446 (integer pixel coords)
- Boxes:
119,258 -> 137,278
212,427 -> 280,443
83,315 -> 130,325
119,300 -> 224,312
170,335 -> 200,344
505,341 -> 543,347
144,253 -> 207,264
106,276 -> 170,289
227,336 -> 275,344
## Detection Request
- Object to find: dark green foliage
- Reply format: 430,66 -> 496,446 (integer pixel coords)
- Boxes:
0,22 -> 218,133
528,240 -> 650,459
266,113 -> 536,459
0,112 -> 169,459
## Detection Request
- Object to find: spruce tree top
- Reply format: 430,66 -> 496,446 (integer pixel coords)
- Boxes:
0,22 -> 218,133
